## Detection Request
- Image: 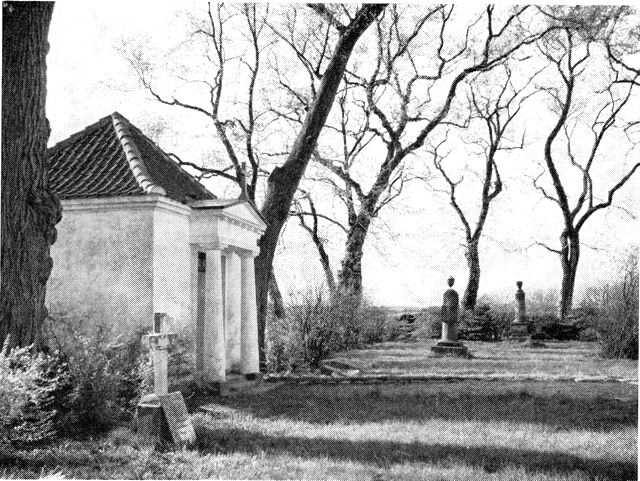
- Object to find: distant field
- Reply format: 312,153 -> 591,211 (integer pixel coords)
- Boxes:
337,340 -> 638,381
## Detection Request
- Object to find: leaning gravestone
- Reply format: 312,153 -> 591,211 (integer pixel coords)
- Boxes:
136,313 -> 196,447
431,277 -> 469,357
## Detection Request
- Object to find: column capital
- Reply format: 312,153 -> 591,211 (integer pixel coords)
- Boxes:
205,244 -> 228,252
222,246 -> 240,256
237,249 -> 258,259
192,242 -> 228,252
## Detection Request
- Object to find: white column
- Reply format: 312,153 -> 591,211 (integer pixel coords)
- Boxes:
225,251 -> 242,372
240,253 -> 259,375
203,248 -> 226,382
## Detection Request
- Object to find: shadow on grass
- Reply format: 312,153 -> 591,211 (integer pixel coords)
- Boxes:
200,382 -> 637,432
196,423 -> 637,481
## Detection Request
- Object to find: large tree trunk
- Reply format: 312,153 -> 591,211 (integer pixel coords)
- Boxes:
268,269 -> 286,319
558,230 -> 580,321
462,238 -> 481,311
337,212 -> 372,300
255,5 -> 385,368
1,2 -> 60,350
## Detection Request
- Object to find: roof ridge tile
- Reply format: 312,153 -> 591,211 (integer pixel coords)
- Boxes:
111,113 -> 166,196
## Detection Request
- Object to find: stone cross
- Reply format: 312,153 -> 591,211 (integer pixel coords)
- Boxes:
137,313 -> 196,447
142,313 -> 177,396
514,281 -> 526,323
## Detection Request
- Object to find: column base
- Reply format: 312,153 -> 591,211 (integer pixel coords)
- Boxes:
431,341 -> 470,358
508,322 -> 530,341
244,372 -> 263,381
192,373 -> 229,396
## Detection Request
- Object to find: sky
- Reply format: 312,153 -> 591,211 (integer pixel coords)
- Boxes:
46,2 -> 639,307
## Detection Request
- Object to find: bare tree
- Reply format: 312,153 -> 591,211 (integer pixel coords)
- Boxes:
127,3 -> 386,366
1,2 -> 61,350
274,5 -> 556,301
533,25 -> 639,320
255,4 -> 386,365
129,4 -> 268,199
290,190 -> 337,293
426,66 -> 533,310
127,3 -> 291,318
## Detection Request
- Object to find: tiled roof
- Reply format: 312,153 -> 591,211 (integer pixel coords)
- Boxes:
47,112 -> 216,203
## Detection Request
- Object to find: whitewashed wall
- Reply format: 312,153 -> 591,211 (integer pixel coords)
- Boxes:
48,196 -> 156,336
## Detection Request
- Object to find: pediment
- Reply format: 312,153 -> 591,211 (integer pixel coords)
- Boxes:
189,199 -> 267,232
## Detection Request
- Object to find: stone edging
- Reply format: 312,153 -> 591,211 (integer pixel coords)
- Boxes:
264,374 -> 638,385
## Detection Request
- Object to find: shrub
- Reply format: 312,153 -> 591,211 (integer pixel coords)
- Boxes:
0,341 -> 68,447
168,325 -> 195,379
424,307 -> 442,339
596,250 -> 638,359
459,304 -> 509,341
45,316 -> 152,436
266,289 -> 393,373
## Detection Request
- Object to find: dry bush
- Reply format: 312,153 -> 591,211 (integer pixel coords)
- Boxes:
266,288 -> 392,372
595,250 -> 638,359
44,315 -> 152,436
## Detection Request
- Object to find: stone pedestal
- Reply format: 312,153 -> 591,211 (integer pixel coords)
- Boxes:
432,277 -> 469,358
509,281 -> 530,341
431,341 -> 469,357
136,394 -> 169,444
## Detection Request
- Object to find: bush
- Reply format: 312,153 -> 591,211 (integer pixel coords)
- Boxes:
168,325 -> 195,379
425,303 -> 509,341
45,316 -> 152,436
266,289 -> 393,373
354,303 -> 393,344
0,341 -> 68,447
459,304 -> 510,341
424,307 -> 442,339
596,250 -> 638,359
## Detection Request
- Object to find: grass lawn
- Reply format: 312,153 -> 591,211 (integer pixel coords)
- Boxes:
1,341 -> 637,480
336,339 -> 638,381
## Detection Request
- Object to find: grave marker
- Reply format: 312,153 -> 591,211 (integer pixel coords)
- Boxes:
136,313 -> 196,447
431,277 -> 470,357
509,281 -> 530,341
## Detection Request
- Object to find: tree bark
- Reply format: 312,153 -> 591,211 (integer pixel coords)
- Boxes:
255,4 -> 386,368
1,2 -> 60,350
268,269 -> 286,319
337,212 -> 372,299
558,230 -> 580,321
462,238 -> 481,311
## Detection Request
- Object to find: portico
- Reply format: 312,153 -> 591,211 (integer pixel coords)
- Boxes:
190,199 -> 265,382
